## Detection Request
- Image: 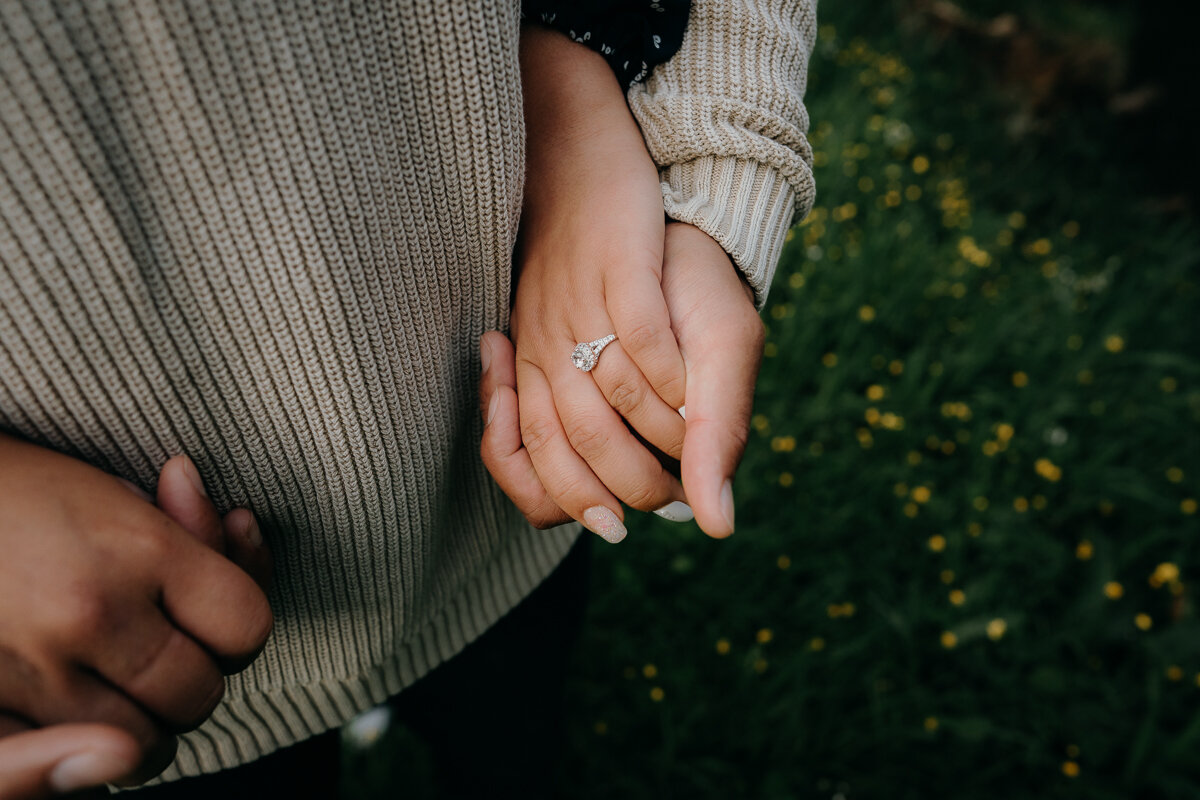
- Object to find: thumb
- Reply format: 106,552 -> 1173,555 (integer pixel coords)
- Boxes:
0,722 -> 139,799
679,338 -> 759,538
156,455 -> 224,554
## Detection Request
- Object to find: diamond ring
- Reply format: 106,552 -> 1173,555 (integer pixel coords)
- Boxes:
571,334 -> 617,372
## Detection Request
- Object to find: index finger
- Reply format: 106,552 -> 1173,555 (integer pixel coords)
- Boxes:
157,533 -> 274,673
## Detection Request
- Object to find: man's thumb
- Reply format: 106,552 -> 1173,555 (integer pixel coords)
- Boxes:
0,723 -> 138,799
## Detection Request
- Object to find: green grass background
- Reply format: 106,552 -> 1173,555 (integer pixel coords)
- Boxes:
348,3 -> 1200,797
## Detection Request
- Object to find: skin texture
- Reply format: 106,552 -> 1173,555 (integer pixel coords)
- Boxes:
510,26 -> 695,538
483,222 -> 763,540
0,440 -> 271,798
483,27 -> 763,540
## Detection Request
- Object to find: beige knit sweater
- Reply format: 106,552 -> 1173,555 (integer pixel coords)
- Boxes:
0,0 -> 815,780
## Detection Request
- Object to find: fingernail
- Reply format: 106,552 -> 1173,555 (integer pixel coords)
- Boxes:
678,405 -> 686,419
480,338 -> 492,374
486,389 -> 499,427
50,751 -> 134,793
583,506 -> 627,544
719,480 -> 735,533
653,501 -> 694,523
245,513 -> 263,548
182,455 -> 208,498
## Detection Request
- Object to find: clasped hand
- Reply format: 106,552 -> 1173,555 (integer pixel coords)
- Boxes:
0,439 -> 272,798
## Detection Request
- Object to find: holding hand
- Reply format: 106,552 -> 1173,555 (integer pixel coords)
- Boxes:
0,438 -> 272,797
482,221 -> 763,540
500,25 -> 692,542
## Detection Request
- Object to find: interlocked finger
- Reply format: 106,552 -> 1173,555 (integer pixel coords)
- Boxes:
587,340 -> 685,461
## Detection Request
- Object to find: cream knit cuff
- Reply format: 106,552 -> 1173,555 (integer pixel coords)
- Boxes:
660,155 -> 805,309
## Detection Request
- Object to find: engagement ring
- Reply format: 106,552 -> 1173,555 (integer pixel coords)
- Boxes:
571,334 -> 617,372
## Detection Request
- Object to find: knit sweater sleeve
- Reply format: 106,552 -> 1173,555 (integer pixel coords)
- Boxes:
627,0 -> 817,308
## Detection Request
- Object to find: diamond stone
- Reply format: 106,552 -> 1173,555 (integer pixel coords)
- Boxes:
572,343 -> 597,371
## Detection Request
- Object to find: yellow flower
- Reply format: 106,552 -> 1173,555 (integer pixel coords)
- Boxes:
948,589 -> 965,606
967,522 -> 982,537
649,687 -> 665,701
928,535 -> 947,553
941,569 -> 956,584
973,496 -> 989,511
912,155 -> 930,174
642,664 -> 658,679
986,618 -> 1007,640
1030,238 -> 1052,256
1183,499 -> 1198,515
903,502 -> 919,518
1105,334 -> 1125,353
1075,540 -> 1094,560
1062,761 -> 1080,778
866,384 -> 885,401
1135,613 -> 1153,631
924,716 -> 939,732
1161,376 -> 1178,392
1103,581 -> 1124,600
858,304 -> 876,322
1035,458 -> 1063,482
1008,211 -> 1027,229
777,555 -> 792,570
907,450 -> 922,466
1150,562 -> 1180,588
1167,467 -> 1184,483
1013,497 -> 1029,513
981,441 -> 1000,457
940,631 -> 958,649
1166,665 -> 1184,682
822,352 -> 839,368
1062,220 -> 1080,238
753,659 -> 769,674
995,423 -> 1015,442
865,407 -> 881,426
889,359 -> 905,375
715,638 -> 731,655
912,486 -> 932,504
809,637 -> 826,651
778,472 -> 794,487
756,628 -> 774,644
1012,371 -> 1029,387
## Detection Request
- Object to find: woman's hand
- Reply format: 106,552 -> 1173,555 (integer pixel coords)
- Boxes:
506,26 -> 691,541
483,221 -> 763,540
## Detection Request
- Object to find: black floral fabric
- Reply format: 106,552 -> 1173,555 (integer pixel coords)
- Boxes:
522,0 -> 691,87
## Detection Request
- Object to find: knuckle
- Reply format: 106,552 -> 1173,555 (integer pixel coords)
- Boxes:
621,481 -> 663,512
54,586 -> 115,642
520,414 -> 558,456
607,378 -> 645,418
620,320 -> 665,356
564,421 -> 609,461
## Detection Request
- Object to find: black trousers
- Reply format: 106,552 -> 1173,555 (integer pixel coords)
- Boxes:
133,534 -> 592,799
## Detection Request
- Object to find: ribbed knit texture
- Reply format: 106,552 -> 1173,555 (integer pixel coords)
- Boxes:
629,0 -> 817,307
0,0 -> 815,782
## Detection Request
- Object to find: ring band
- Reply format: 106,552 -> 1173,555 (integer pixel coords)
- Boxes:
571,334 -> 617,372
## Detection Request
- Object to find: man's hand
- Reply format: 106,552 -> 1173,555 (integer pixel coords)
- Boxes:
0,437 -> 272,797
482,221 -> 763,539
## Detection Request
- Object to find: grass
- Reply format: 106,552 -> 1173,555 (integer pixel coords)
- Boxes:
348,3 -> 1200,798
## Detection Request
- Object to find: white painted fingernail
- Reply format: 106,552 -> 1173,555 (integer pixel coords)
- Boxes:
678,405 -> 686,419
654,501 -> 694,523
486,389 -> 499,427
719,480 -> 735,533
583,506 -> 627,544
50,751 -> 133,793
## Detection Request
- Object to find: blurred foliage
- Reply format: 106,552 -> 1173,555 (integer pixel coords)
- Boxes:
348,2 -> 1199,798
